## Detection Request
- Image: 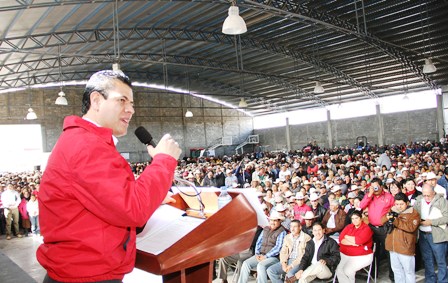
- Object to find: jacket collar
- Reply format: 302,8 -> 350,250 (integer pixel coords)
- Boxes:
63,116 -> 114,146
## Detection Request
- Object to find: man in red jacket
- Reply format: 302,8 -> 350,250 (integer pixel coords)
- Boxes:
37,70 -> 181,283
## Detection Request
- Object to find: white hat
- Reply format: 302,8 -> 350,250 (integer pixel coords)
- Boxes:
309,187 -> 317,195
226,169 -> 232,174
350,185 -> 359,191
243,183 -> 250,188
284,190 -> 293,198
402,167 -> 409,171
331,185 -> 341,193
269,211 -> 285,221
348,192 -> 357,199
309,193 -> 320,202
386,178 -> 394,184
426,172 -> 437,180
274,196 -> 284,203
291,177 -> 299,184
295,192 -> 306,200
303,180 -> 311,185
398,162 -> 403,166
275,203 -> 287,212
303,211 -> 317,220
390,167 -> 396,173
260,203 -> 268,210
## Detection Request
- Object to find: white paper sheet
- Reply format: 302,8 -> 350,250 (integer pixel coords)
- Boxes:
136,204 -> 205,255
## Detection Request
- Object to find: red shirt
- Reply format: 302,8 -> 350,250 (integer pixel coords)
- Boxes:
360,190 -> 395,226
293,203 -> 312,225
339,222 -> 373,256
37,116 -> 177,282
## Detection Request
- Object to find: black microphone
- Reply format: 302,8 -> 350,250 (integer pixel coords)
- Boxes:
135,126 -> 156,147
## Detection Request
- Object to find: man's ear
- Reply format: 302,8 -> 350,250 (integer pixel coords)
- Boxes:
90,91 -> 103,112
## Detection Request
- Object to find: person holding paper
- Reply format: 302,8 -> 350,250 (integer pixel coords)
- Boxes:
37,70 -> 181,283
414,183 -> 448,283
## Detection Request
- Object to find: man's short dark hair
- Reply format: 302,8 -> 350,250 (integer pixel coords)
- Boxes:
291,220 -> 301,227
394,192 -> 408,203
312,221 -> 324,229
371,177 -> 381,185
81,70 -> 132,115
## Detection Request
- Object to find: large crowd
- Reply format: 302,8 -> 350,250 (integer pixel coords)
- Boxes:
2,139 -> 448,283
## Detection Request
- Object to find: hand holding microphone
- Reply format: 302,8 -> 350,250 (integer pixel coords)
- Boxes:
135,126 -> 182,160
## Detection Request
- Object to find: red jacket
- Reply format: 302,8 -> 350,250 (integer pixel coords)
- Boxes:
37,116 -> 177,282
339,222 -> 373,256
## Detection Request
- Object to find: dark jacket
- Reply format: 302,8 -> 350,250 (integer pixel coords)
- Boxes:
312,204 -> 327,223
298,235 -> 341,275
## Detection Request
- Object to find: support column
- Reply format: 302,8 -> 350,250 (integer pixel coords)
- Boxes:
286,117 -> 291,151
326,110 -> 333,149
376,104 -> 384,146
437,93 -> 445,140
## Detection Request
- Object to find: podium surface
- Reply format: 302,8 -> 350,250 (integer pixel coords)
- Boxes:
135,190 -> 259,283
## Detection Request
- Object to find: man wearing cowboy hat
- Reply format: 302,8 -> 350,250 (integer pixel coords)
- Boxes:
238,211 -> 287,283
309,193 -> 327,223
267,220 -> 312,283
293,192 -> 312,226
302,211 -> 318,238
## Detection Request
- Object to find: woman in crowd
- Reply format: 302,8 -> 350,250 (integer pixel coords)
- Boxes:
26,194 -> 39,235
336,210 -> 374,283
388,180 -> 403,197
18,190 -> 31,236
403,179 -> 421,206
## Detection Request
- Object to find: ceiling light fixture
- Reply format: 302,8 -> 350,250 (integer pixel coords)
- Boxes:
238,97 -> 248,108
422,58 -> 437,74
185,110 -> 193,118
314,81 -> 325,94
55,90 -> 68,105
26,108 -> 37,120
222,2 -> 247,35
55,45 -> 68,105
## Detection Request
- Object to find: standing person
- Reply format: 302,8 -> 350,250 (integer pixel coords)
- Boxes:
336,210 -> 374,283
359,177 -> 395,281
385,193 -> 420,283
426,172 -> 447,199
26,194 -> 39,235
1,183 -> 22,240
18,190 -> 31,236
414,183 -> 448,283
37,70 -> 182,283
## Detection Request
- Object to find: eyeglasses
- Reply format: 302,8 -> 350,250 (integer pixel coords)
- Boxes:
423,194 -> 433,197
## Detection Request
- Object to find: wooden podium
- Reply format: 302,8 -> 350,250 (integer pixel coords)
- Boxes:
135,191 -> 258,283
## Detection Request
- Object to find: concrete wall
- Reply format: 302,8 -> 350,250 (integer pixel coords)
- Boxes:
0,87 -> 253,162
255,108 -> 438,150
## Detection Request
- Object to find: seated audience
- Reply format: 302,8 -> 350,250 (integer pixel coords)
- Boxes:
238,211 -> 286,283
322,199 -> 346,235
266,220 -> 311,283
336,210 -> 374,283
291,222 -> 340,283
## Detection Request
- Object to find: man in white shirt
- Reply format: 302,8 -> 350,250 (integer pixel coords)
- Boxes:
413,183 -> 448,283
291,222 -> 340,283
0,183 -> 22,240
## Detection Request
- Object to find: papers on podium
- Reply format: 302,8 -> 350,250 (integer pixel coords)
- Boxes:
136,187 -> 269,255
136,204 -> 205,255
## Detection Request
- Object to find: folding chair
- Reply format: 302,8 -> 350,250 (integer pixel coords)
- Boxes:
332,243 -> 376,283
